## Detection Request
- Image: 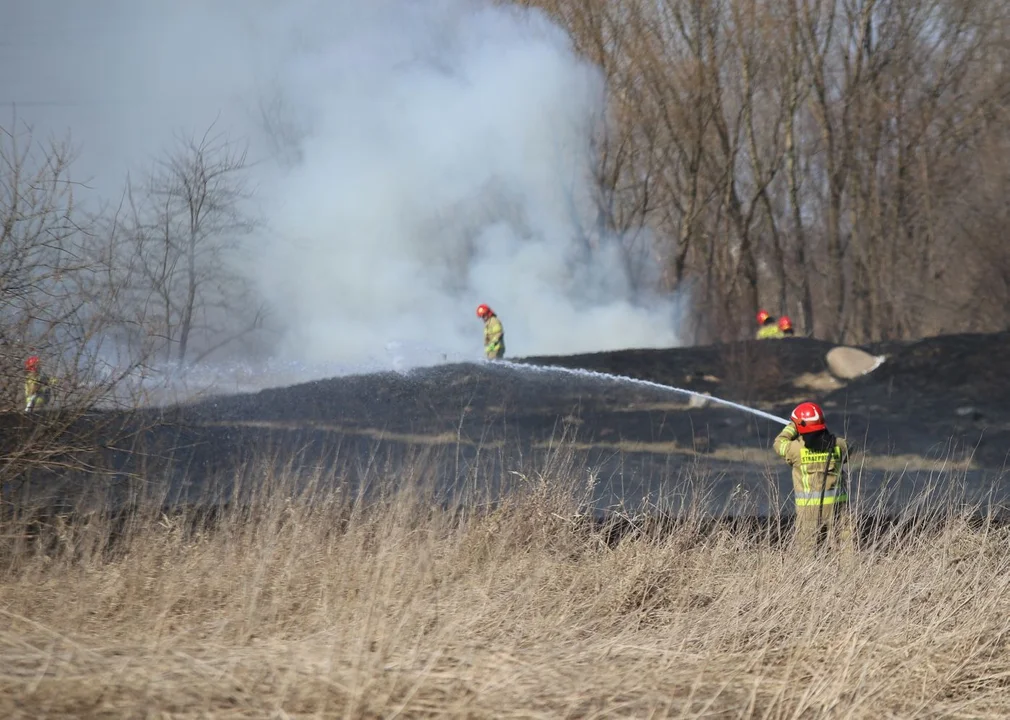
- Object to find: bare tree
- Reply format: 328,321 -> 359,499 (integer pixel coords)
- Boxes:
124,122 -> 266,368
0,113 -> 152,412
0,113 -> 179,504
254,83 -> 311,171
516,0 -> 1010,344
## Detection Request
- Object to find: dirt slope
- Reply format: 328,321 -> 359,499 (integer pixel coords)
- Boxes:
3,332 -> 1009,515
186,332 -> 1008,465
827,332 -> 1010,417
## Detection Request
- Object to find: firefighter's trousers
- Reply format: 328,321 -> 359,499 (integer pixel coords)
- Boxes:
485,341 -> 504,360
793,502 -> 855,555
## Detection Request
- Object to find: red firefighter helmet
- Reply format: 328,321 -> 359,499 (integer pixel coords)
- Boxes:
791,401 -> 827,434
25,355 -> 40,373
756,309 -> 771,325
778,315 -> 793,332
476,303 -> 493,319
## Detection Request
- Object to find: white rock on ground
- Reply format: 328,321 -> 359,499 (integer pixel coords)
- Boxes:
825,346 -> 887,380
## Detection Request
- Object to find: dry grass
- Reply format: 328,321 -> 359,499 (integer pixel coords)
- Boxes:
2,453 -> 1010,718
200,419 -> 474,447
534,439 -> 976,473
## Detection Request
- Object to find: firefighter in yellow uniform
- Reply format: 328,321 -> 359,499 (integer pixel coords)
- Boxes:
774,401 -> 855,553
756,309 -> 784,339
476,303 -> 505,360
24,355 -> 55,412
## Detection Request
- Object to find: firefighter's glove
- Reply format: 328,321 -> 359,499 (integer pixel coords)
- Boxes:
782,422 -> 799,441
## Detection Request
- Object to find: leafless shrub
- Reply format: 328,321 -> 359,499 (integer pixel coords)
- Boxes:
0,113 -> 168,496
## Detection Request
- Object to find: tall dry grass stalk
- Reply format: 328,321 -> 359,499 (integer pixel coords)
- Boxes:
2,446 -> 1010,718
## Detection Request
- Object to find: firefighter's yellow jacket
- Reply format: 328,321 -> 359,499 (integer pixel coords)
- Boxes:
774,422 -> 849,507
484,315 -> 504,359
756,324 -> 784,340
25,371 -> 54,410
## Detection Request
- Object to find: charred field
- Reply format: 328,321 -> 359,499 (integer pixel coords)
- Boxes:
5,332 -> 1010,718
3,331 -> 1010,521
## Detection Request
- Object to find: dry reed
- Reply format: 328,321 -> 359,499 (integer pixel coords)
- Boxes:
1,445 -> 1009,718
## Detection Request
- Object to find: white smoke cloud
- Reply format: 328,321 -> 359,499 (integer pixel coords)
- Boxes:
2,0 -> 685,379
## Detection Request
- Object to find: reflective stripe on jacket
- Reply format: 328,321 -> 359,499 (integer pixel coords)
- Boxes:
774,423 -> 849,507
25,372 -> 50,400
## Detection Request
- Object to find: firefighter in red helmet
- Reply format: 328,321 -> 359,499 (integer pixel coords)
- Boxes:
778,315 -> 795,337
476,304 -> 505,360
24,354 -> 55,412
756,309 -> 784,339
774,401 -> 854,552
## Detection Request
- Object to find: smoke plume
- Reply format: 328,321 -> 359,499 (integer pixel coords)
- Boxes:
2,0 -> 685,379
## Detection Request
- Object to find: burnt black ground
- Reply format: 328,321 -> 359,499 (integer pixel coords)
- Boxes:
3,332 -> 1009,518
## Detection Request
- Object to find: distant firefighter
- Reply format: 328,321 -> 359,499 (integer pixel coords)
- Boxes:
755,309 -> 784,339
476,303 -> 505,360
24,355 -> 55,412
778,315 -> 795,337
774,401 -> 854,553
